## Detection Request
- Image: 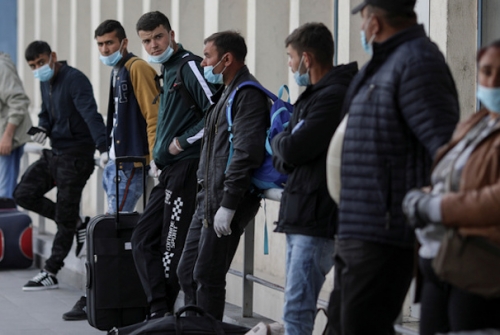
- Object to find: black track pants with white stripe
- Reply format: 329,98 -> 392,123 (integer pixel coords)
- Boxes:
131,158 -> 199,314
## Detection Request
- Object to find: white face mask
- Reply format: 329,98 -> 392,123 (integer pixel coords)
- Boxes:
360,16 -> 375,55
99,40 -> 124,67
33,55 -> 54,82
203,56 -> 226,84
477,85 -> 500,113
293,56 -> 310,86
148,34 -> 174,64
148,45 -> 174,64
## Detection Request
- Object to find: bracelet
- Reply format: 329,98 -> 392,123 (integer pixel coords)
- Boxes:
173,138 -> 184,151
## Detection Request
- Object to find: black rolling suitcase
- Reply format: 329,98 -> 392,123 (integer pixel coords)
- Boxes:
109,305 -> 250,335
86,157 -> 149,331
0,198 -> 33,269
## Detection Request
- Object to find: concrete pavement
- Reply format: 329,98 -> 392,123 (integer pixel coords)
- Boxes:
0,267 -> 103,335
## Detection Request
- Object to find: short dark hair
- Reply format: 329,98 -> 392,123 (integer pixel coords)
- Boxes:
285,22 -> 334,65
136,11 -> 171,33
366,5 -> 417,30
95,19 -> 127,40
477,39 -> 500,63
25,41 -> 52,62
204,31 -> 247,63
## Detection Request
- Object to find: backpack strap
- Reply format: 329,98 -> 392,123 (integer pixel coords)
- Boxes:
225,81 -> 277,173
152,70 -> 163,105
278,84 -> 291,103
264,106 -> 291,155
172,54 -> 204,120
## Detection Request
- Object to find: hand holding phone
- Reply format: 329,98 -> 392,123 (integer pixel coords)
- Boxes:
27,126 -> 47,145
27,126 -> 46,136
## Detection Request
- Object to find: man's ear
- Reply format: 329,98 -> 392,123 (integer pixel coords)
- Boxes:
371,15 -> 382,37
223,52 -> 233,67
122,38 -> 129,51
303,52 -> 312,70
51,51 -> 58,63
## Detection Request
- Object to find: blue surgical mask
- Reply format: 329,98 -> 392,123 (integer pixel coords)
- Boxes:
100,40 -> 124,67
203,57 -> 226,84
148,45 -> 174,64
477,85 -> 500,113
360,17 -> 375,56
360,30 -> 373,56
33,56 -> 54,82
293,56 -> 310,87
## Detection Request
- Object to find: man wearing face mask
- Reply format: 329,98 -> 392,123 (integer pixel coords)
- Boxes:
14,41 -> 107,291
270,23 -> 357,335
131,11 -> 215,319
176,30 -> 269,321
94,20 -> 158,215
328,1 -> 459,334
61,20 -> 159,322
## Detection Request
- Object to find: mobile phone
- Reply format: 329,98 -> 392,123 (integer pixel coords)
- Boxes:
27,126 -> 45,136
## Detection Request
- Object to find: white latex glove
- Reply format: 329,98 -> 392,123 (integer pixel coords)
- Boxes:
213,206 -> 236,238
99,152 -> 109,169
31,128 -> 47,145
148,159 -> 160,178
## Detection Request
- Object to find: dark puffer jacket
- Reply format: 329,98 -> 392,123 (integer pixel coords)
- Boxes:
272,62 -> 358,239
338,24 -> 459,248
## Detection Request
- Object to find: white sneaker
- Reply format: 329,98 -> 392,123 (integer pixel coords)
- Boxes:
23,270 -> 59,291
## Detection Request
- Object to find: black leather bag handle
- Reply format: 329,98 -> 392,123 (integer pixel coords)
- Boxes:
174,305 -> 225,335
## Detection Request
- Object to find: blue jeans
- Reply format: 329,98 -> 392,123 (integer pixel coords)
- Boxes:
102,159 -> 144,213
283,234 -> 335,335
0,145 -> 24,198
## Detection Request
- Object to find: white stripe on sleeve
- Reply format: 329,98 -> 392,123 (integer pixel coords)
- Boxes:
187,60 -> 214,105
186,128 -> 204,144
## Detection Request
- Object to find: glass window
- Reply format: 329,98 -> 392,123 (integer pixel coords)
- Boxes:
480,0 -> 500,46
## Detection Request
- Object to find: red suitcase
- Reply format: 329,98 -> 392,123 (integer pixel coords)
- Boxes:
0,198 -> 33,269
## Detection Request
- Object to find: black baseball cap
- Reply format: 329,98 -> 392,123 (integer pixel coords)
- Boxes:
352,0 -> 416,15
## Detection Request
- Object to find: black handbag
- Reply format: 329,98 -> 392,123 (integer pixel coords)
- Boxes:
109,305 -> 250,335
432,229 -> 500,298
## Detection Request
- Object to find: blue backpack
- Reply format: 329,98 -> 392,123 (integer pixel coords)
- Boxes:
225,81 -> 293,190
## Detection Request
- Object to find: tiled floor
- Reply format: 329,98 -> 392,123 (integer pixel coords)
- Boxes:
0,267 -> 103,335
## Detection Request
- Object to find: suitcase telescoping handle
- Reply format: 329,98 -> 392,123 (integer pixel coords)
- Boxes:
113,156 -> 147,226
175,305 -> 225,335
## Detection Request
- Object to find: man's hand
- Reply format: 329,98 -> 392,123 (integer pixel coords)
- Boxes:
214,206 -> 236,238
31,127 -> 47,145
0,123 -> 17,155
168,137 -> 184,155
402,189 -> 441,229
99,152 -> 109,169
148,160 -> 160,178
0,134 -> 13,155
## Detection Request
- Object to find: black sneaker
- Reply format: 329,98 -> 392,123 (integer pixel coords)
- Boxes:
63,296 -> 87,321
75,216 -> 90,257
23,270 -> 58,291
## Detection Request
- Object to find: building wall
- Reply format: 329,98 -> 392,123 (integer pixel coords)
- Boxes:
16,0 -> 491,333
